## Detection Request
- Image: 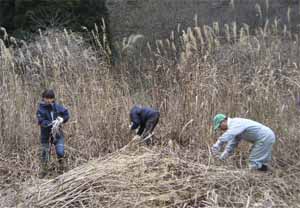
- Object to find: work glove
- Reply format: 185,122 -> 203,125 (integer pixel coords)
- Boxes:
129,123 -> 139,134
129,122 -> 133,129
211,143 -> 221,156
50,119 -> 59,128
51,117 -> 63,136
56,116 -> 64,125
52,117 -> 63,128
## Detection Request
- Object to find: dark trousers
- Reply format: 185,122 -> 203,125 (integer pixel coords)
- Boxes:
41,133 -> 64,163
138,112 -> 160,142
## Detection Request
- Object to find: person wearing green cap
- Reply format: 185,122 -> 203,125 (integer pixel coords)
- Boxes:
211,114 -> 276,171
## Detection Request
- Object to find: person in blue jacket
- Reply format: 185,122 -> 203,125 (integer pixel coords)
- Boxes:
129,105 -> 160,145
36,89 -> 69,177
211,114 -> 276,172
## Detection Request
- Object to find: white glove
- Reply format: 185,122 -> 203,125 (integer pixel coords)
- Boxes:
211,143 -> 221,156
51,117 -> 63,137
50,119 -> 59,127
51,117 -> 63,132
129,123 -> 139,134
56,116 -> 64,124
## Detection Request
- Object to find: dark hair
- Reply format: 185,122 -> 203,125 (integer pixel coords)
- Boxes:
42,89 -> 55,99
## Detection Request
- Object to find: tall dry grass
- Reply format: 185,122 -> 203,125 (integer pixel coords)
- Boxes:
1,20 -> 300,207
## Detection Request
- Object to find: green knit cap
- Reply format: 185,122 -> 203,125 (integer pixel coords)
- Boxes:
213,114 -> 226,130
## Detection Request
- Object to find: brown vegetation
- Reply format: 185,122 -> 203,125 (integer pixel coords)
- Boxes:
1,20 -> 300,207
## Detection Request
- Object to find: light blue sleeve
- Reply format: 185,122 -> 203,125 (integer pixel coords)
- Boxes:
217,123 -> 246,160
220,137 -> 242,160
218,124 -> 245,143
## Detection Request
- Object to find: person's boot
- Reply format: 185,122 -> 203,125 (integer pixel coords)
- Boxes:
39,162 -> 48,178
257,164 -> 268,172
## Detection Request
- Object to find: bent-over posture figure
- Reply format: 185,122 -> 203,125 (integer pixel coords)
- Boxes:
212,114 -> 276,171
130,105 -> 160,145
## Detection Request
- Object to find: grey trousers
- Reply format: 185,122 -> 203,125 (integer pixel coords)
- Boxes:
248,128 -> 276,169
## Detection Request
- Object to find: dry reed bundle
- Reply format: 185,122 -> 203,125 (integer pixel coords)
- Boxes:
23,140 -> 300,208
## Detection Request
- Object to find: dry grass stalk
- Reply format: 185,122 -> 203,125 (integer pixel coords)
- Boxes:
22,145 -> 299,208
1,19 -> 300,207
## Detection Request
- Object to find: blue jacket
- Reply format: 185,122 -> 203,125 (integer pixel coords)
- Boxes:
36,101 -> 69,138
130,106 -> 159,130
